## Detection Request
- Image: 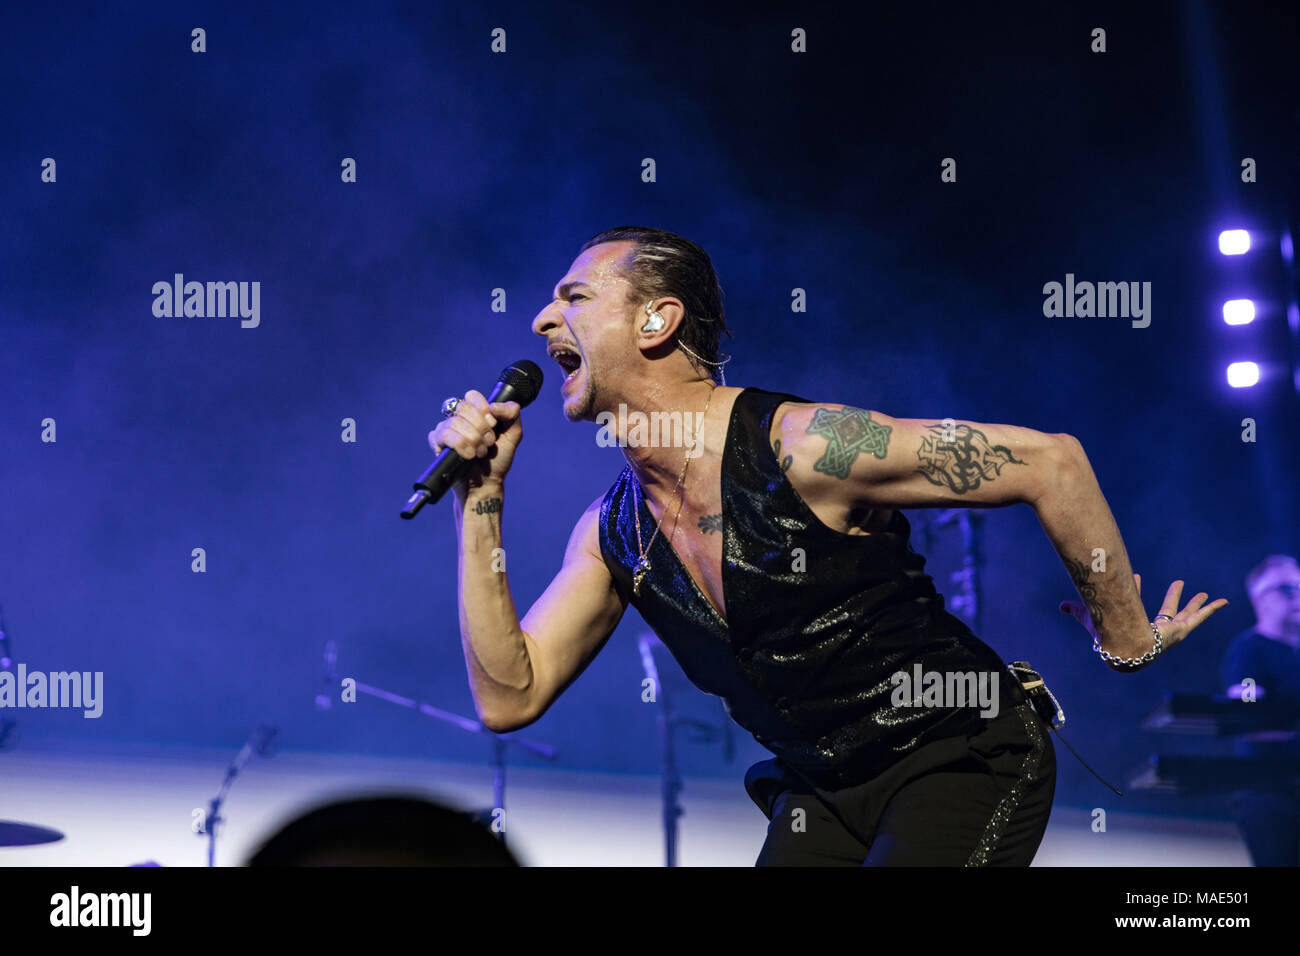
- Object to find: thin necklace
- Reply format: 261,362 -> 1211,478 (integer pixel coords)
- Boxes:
631,386 -> 715,597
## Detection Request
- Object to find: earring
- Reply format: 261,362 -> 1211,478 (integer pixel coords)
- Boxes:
642,300 -> 665,333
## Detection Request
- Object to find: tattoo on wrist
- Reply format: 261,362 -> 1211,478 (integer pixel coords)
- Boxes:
473,497 -> 502,516
915,422 -> 1026,494
1065,556 -> 1103,629
806,406 -> 891,480
698,513 -> 723,534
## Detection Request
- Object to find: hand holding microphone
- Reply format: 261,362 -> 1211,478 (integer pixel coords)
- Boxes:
402,360 -> 543,518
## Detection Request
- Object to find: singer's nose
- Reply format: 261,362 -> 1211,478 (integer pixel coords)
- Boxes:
532,302 -> 561,338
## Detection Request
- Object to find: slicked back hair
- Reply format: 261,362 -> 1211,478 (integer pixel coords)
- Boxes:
579,226 -> 730,382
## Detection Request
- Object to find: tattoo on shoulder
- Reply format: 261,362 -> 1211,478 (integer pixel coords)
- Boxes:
698,513 -> 723,534
915,422 -> 1026,494
805,406 -> 891,480
1064,556 -> 1103,629
771,438 -> 793,474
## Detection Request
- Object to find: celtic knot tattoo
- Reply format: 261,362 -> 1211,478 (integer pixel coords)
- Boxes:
807,406 -> 891,479
915,422 -> 1026,494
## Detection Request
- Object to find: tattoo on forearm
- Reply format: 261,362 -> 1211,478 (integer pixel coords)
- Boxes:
473,497 -> 502,516
1065,556 -> 1103,629
806,406 -> 891,480
772,439 -> 793,474
915,422 -> 1026,494
698,513 -> 723,534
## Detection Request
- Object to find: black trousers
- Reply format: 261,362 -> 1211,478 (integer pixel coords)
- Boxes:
745,701 -> 1056,866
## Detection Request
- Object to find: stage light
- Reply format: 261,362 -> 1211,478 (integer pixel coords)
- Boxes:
1226,362 -> 1260,387
1222,299 -> 1256,325
1219,230 -> 1250,255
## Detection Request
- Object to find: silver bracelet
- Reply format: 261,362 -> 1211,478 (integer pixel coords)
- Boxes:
1093,621 -> 1164,668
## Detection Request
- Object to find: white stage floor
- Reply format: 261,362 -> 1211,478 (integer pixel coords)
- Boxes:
0,744 -> 1253,866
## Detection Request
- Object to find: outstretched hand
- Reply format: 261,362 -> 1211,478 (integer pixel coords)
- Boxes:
1060,573 -> 1229,658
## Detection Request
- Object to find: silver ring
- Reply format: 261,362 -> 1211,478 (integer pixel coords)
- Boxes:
1154,613 -> 1173,621
440,397 -> 461,419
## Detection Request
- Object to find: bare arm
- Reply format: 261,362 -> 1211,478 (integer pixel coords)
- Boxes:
773,404 -> 1191,664
456,489 -> 626,731
430,389 -> 627,732
1030,438 -> 1225,664
773,404 -> 1059,511
1027,435 -> 1154,660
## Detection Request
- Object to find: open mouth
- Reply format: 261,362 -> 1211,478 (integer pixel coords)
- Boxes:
548,344 -> 583,386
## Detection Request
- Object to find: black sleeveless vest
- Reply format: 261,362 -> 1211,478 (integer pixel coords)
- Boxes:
598,387 -> 1022,789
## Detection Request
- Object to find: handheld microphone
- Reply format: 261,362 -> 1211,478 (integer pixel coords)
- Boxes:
401,359 -> 544,519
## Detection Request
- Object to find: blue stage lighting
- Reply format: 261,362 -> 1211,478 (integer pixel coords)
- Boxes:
1226,362 -> 1260,387
1222,299 -> 1256,325
1218,229 -> 1250,255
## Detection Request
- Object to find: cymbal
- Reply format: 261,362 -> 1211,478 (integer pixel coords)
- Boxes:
0,821 -> 64,847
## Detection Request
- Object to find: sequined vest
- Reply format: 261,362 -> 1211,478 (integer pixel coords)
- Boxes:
598,386 -> 1023,789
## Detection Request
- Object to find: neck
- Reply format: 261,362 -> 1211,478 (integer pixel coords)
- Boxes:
600,378 -> 720,491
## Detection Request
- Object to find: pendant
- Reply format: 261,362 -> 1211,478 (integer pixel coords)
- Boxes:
633,558 -> 650,597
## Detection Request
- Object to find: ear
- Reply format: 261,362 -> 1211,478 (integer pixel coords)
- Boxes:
637,297 -> 685,354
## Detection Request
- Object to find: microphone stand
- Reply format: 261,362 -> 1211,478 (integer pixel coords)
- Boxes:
201,724 -> 278,867
318,643 -> 558,850
637,633 -> 734,867
0,604 -> 63,848
0,603 -> 16,750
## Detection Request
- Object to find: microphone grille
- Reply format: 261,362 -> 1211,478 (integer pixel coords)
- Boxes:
499,359 -> 544,404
